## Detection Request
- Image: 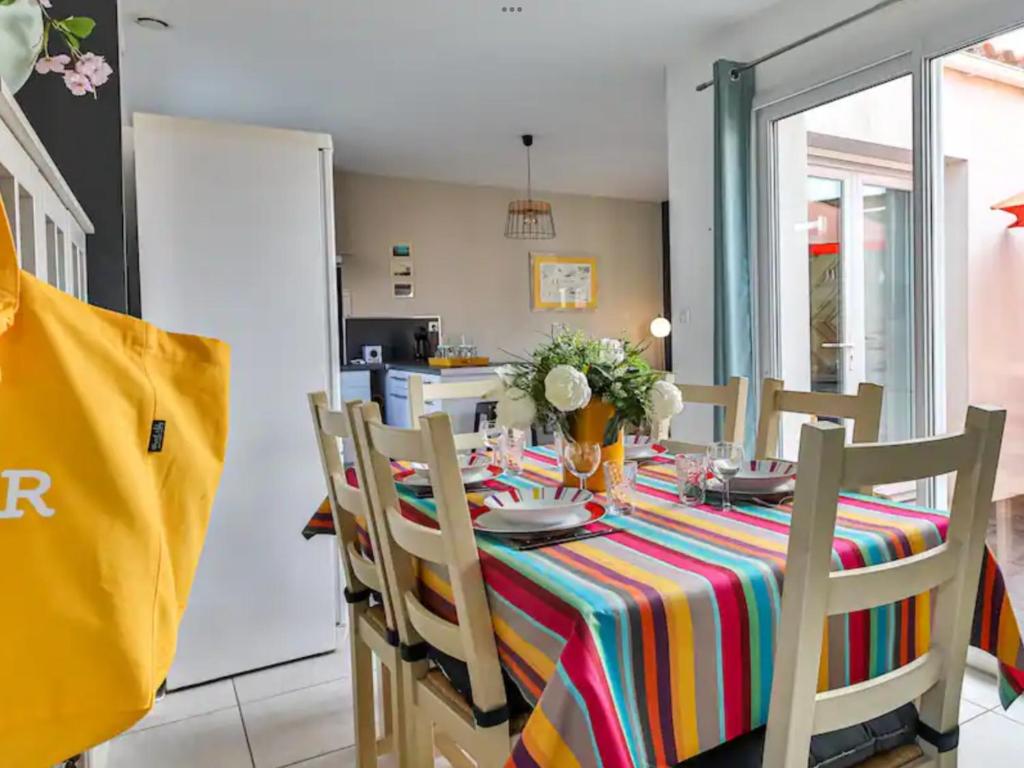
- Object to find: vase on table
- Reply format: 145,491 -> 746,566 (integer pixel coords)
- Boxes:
0,0 -> 43,94
562,399 -> 624,492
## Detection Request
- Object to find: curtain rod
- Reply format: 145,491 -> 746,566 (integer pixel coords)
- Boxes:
695,0 -> 905,92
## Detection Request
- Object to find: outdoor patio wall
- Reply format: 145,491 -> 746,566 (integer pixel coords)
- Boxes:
334,171 -> 664,365
664,0 -> 1024,450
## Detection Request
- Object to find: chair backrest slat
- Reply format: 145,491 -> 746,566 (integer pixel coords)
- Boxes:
408,374 -> 499,423
841,431 -> 977,488
762,405 -> 1006,768
658,376 -> 748,449
755,378 -> 883,460
812,651 -> 943,736
352,402 -> 509,716
827,543 -> 957,616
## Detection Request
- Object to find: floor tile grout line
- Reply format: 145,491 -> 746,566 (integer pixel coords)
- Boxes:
128,703 -> 240,734
234,678 -> 258,768
235,671 -> 349,707
276,746 -> 352,768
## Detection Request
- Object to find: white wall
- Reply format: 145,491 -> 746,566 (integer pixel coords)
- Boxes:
665,0 -> 1024,445
336,172 -> 665,365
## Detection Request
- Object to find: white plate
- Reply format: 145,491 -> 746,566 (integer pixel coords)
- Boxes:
474,504 -> 604,537
623,435 -> 663,461
410,452 -> 490,479
399,465 -> 496,488
483,486 -> 593,513
708,459 -> 797,495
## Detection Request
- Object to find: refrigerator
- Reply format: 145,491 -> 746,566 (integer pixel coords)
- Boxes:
133,113 -> 341,688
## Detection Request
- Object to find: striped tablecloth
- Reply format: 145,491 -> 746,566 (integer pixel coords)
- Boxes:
306,447 -> 1024,767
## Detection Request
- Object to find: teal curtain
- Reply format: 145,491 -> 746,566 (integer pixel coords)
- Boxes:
713,60 -> 756,452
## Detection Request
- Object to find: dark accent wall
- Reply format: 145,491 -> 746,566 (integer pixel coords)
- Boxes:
16,0 -> 130,315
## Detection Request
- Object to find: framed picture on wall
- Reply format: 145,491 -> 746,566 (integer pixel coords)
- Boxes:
393,282 -> 414,298
529,253 -> 598,311
391,258 -> 413,278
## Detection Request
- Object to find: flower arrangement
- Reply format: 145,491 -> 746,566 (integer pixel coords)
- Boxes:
492,329 -> 684,444
2,0 -> 113,96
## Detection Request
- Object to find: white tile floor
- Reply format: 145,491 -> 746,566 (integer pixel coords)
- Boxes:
104,636 -> 1024,767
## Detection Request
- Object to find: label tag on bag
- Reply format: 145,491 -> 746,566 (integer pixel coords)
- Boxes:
148,421 -> 166,453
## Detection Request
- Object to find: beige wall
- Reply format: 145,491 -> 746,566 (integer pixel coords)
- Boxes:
335,172 -> 665,365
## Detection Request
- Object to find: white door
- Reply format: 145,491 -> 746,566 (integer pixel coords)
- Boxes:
134,114 -> 339,687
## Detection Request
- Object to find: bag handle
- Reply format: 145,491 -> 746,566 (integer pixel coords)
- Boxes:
0,195 -> 20,342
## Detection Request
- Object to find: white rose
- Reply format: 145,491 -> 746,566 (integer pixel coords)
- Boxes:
544,365 -> 592,413
650,380 -> 684,420
496,387 -> 537,429
596,338 -> 625,366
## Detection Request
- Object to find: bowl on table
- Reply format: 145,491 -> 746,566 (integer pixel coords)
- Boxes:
475,487 -> 599,536
706,459 -> 797,496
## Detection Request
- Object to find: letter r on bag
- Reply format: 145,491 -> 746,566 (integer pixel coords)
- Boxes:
1,470 -> 55,519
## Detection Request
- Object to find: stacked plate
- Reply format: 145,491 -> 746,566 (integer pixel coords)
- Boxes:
706,459 -> 797,498
400,453 -> 496,488
474,487 -> 603,537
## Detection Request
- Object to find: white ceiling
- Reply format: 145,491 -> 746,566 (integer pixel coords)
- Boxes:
120,1 -> 775,201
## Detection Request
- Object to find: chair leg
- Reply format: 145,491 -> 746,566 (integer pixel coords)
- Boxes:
350,630 -> 378,768
397,664 -> 433,768
382,661 -> 395,748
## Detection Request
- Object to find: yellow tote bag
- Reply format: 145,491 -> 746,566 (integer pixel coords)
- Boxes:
0,200 -> 230,766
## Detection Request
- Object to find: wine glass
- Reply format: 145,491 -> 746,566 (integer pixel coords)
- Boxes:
707,442 -> 744,510
562,439 -> 602,491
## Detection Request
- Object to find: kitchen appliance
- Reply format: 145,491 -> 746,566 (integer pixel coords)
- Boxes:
134,114 -> 340,688
361,345 -> 383,364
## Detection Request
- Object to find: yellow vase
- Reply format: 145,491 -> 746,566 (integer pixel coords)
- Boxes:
562,399 -> 624,492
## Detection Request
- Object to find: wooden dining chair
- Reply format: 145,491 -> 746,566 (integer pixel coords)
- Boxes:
755,378 -> 884,460
308,393 -> 407,768
657,376 -> 749,453
408,374 -> 499,451
764,405 -> 1006,768
350,402 -> 525,768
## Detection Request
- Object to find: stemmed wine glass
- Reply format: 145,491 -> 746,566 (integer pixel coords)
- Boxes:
707,442 -> 744,510
562,439 -> 602,491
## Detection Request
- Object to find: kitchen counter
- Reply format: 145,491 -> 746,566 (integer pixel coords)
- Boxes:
363,361 -> 513,376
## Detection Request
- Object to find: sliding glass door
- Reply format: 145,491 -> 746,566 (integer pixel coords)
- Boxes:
761,69 -> 919,469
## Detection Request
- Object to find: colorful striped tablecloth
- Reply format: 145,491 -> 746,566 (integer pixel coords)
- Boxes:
306,447 -> 1024,767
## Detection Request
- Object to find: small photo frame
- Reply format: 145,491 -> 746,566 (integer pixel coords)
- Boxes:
393,282 -> 414,299
392,243 -> 412,258
391,258 -> 414,278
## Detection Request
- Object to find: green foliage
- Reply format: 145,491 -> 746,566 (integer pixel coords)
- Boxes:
503,329 -> 663,445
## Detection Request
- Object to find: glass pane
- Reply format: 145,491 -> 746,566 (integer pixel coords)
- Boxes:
774,74 -> 915,463
862,186 -> 913,442
807,176 -> 844,398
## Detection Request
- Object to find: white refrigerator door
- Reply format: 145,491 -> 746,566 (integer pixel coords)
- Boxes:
134,114 -> 339,688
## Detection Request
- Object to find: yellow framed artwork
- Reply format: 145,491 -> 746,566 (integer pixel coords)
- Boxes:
529,253 -> 598,311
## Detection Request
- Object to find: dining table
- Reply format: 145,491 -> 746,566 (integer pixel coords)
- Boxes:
304,446 -> 1024,768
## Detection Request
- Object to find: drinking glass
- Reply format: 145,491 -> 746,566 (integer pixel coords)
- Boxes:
479,418 -> 504,465
501,428 -> 527,476
707,442 -> 744,510
552,430 -> 565,469
562,439 -> 602,490
604,461 -> 638,515
675,453 -> 709,507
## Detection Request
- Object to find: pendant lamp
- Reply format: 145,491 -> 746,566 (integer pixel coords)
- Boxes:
505,134 -> 556,239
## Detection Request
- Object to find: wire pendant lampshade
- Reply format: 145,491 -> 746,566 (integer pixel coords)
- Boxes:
505,134 -> 556,239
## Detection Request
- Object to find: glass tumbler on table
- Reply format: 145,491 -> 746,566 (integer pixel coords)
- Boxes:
708,442 -> 744,510
562,439 -> 602,490
675,453 -> 709,507
604,460 -> 638,515
501,428 -> 527,476
479,418 -> 505,466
